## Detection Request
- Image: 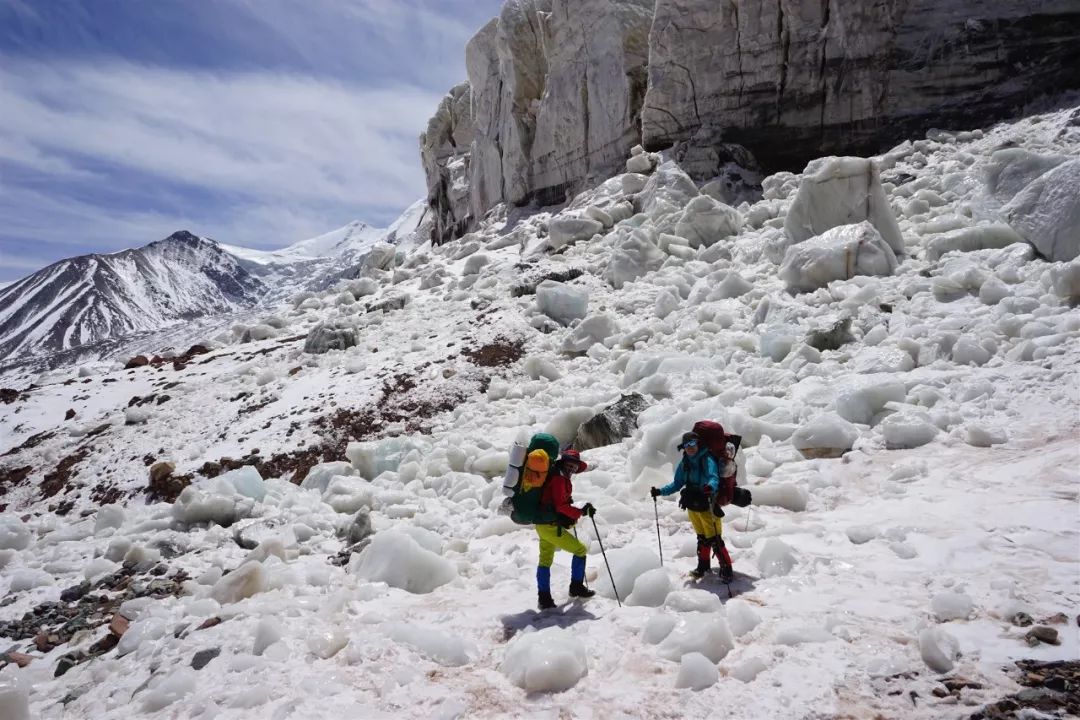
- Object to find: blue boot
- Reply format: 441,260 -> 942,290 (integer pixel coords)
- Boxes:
568,555 -> 594,598
537,566 -> 556,609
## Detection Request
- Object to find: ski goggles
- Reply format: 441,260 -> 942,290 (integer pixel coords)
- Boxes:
677,439 -> 698,450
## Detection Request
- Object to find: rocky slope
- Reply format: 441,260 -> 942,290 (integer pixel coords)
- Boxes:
0,232 -> 265,364
422,0 -> 1080,243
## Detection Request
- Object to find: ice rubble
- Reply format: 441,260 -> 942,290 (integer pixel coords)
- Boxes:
502,628 -> 588,693
383,622 -> 473,666
784,157 -> 905,255
919,626 -> 961,673
536,280 -> 589,326
675,652 -> 719,690
348,530 -> 456,594
626,567 -> 672,607
658,613 -> 735,663
593,547 -> 661,601
1001,159 -> 1080,262
931,591 -> 975,621
0,515 -> 31,550
780,222 -> 898,293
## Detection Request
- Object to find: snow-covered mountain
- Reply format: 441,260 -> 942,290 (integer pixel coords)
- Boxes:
0,231 -> 265,364
0,103 -> 1077,719
0,204 -> 432,368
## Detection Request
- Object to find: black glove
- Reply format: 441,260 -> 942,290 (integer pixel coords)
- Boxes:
581,503 -> 596,518
650,487 -> 661,498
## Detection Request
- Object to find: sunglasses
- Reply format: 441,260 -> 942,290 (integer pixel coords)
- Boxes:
678,439 -> 698,450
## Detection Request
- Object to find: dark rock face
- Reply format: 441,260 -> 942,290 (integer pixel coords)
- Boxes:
641,0 -> 1080,172
574,393 -> 649,451
422,0 -> 1080,240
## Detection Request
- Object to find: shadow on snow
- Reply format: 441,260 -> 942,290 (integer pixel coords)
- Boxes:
499,602 -> 598,642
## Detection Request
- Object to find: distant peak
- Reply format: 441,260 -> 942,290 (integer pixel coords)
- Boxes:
164,230 -> 204,244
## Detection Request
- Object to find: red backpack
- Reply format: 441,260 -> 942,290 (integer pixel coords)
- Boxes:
692,420 -> 745,508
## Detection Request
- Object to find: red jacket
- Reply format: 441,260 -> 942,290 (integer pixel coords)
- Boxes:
541,471 -> 582,524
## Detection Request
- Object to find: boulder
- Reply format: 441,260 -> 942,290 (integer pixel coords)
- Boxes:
303,323 -> 358,354
419,82 -> 475,244
574,393 -> 649,451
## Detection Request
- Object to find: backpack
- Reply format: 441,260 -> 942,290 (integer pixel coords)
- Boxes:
691,420 -> 751,510
509,432 -> 562,525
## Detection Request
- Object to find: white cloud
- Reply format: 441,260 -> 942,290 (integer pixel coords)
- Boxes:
0,56 -> 459,279
0,57 -> 444,209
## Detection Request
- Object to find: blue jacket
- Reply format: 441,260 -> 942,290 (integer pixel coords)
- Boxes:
658,452 -> 721,496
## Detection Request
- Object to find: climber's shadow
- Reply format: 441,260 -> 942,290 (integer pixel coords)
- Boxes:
499,602 -> 598,642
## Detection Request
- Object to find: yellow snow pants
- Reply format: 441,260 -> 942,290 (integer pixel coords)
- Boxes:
536,524 -> 587,568
687,509 -> 722,539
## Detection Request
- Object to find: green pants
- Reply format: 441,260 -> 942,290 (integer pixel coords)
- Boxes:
535,523 -> 587,568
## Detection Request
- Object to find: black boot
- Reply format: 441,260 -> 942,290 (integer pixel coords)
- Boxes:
717,563 -> 734,583
538,591 -> 556,610
690,535 -> 711,579
568,582 -> 595,598
689,558 -> 711,579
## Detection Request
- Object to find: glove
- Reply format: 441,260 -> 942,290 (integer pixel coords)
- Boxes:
650,487 -> 661,498
581,503 -> 596,518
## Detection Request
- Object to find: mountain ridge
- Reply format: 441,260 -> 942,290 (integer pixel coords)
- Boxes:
0,204 -> 430,366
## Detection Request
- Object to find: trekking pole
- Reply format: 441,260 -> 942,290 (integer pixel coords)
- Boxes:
744,505 -> 753,533
653,496 -> 663,567
589,514 -> 621,607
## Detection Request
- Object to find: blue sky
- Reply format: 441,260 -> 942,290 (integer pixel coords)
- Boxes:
0,0 -> 502,282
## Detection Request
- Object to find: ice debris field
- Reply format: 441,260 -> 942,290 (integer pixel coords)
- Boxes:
0,105 -> 1078,720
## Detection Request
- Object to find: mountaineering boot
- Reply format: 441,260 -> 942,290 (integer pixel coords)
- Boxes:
568,582 -> 595,599
536,566 -> 554,609
717,562 -> 734,583
567,555 -> 593,597
712,536 -> 734,582
690,535 -> 711,579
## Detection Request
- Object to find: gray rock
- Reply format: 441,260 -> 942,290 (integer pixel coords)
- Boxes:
641,0 -> 1080,173
191,647 -> 220,670
528,0 -> 654,207
340,508 -> 373,547
574,393 -> 649,451
420,82 -> 474,244
1026,626 -> 1061,646
366,294 -> 409,314
303,323 -> 358,354
806,318 -> 854,352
